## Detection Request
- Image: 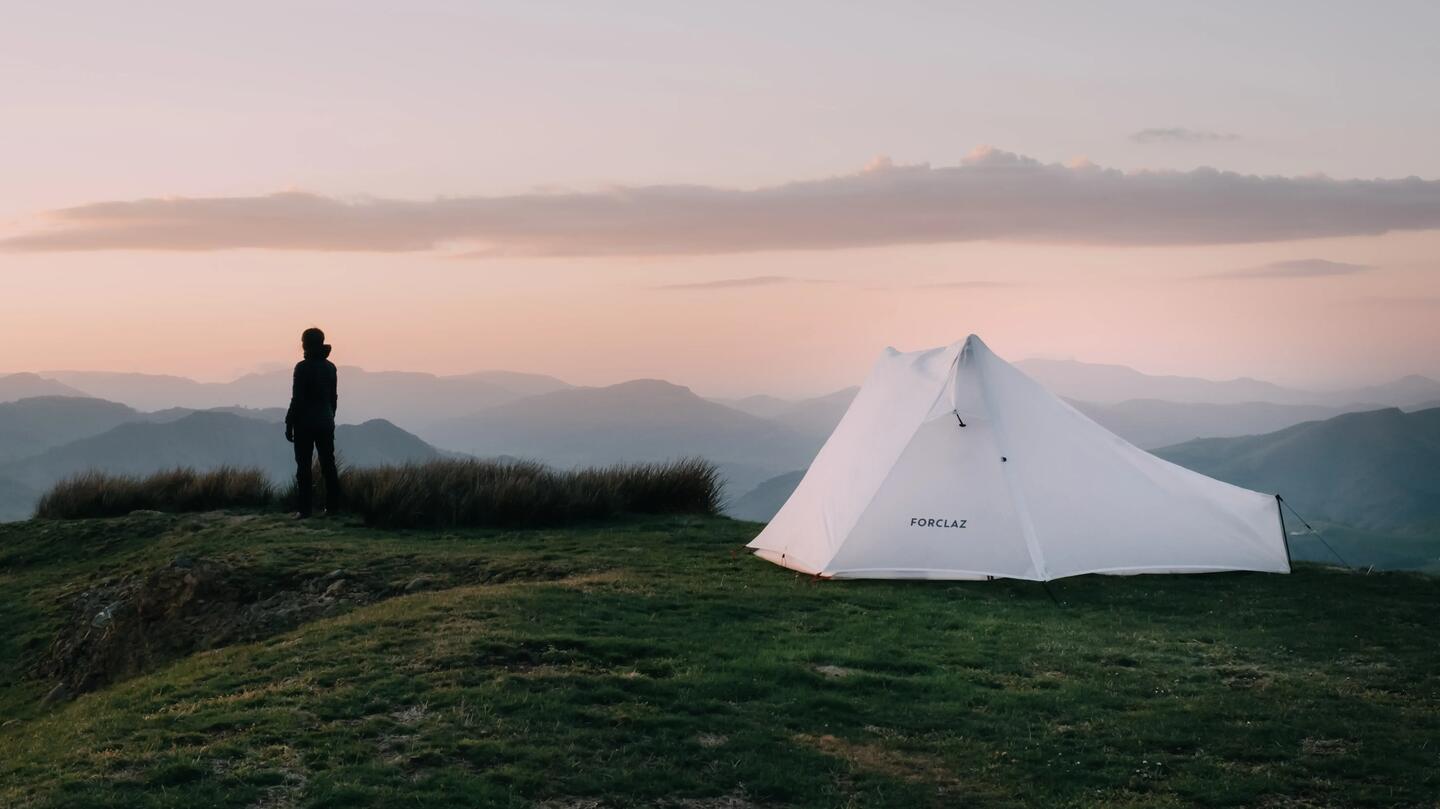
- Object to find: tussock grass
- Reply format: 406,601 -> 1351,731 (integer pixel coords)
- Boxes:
34,458 -> 724,527
343,457 -> 723,528
34,467 -> 276,519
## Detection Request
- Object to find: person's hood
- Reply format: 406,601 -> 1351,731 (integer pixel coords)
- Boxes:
303,344 -> 332,360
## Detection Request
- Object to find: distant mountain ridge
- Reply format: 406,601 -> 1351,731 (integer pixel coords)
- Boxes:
1155,407 -> 1440,535
7,359 -> 1440,544
1071,399 -> 1357,449
0,397 -> 141,462
426,379 -> 821,497
1017,358 -> 1440,408
0,373 -> 89,403
0,411 -> 440,521
728,470 -> 805,522
38,368 -> 573,431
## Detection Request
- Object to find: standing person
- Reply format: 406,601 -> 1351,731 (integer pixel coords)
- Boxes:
285,327 -> 340,518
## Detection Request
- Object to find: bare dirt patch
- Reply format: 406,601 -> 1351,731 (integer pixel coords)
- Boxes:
792,732 -> 1005,806
796,733 -> 958,786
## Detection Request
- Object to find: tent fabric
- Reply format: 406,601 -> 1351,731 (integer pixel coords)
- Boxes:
749,335 -> 1290,581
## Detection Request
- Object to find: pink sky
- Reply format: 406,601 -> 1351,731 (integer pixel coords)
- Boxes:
2,3 -> 1438,397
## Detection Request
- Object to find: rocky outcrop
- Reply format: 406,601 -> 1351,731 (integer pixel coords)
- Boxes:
34,557 -> 381,695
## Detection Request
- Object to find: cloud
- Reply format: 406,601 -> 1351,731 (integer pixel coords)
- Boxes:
1204,258 -> 1373,280
1131,127 -> 1240,144
655,275 -> 832,290
6,146 -> 1440,257
1351,294 -> 1440,308
915,280 -> 1018,289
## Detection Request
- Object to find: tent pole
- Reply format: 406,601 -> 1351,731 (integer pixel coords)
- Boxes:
1276,494 -> 1293,570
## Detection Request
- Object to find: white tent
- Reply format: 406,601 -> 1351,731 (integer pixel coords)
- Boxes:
749,336 -> 1290,581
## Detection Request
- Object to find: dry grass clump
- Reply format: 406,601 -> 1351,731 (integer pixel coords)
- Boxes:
35,467 -> 276,519
343,457 -> 723,528
35,458 -> 723,528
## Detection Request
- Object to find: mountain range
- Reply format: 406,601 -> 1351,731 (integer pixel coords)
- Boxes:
1155,407 -> 1440,535
0,373 -> 88,402
423,379 -> 824,497
1016,359 -> 1440,408
0,410 -> 440,521
31,368 -> 573,431
3,359 -> 1438,571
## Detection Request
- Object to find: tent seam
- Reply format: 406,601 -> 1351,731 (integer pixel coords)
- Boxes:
975,344 -> 1050,581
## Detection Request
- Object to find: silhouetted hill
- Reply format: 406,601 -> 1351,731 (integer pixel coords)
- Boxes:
1341,375 -> 1440,409
143,406 -> 288,423
447,370 -> 573,397
709,394 -> 793,419
0,412 -> 440,502
0,397 -> 140,462
770,387 -> 860,440
0,476 -> 37,522
1072,399 -> 1351,449
1156,407 -> 1440,534
425,379 -> 817,495
41,371 -> 212,411
727,470 -> 805,521
0,374 -> 87,403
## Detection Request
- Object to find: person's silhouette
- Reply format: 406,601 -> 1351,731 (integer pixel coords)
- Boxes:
285,327 -> 340,517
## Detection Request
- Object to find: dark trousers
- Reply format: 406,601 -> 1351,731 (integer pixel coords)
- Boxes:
294,426 -> 340,516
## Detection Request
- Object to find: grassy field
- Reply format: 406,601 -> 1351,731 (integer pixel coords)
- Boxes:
1,512 -> 1437,808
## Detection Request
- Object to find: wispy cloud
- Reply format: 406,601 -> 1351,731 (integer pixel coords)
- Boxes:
1203,258 -> 1373,280
655,275 -> 832,290
1350,294 -> 1440,308
6,146 -> 1440,257
1131,127 -> 1240,144
914,280 -> 1017,289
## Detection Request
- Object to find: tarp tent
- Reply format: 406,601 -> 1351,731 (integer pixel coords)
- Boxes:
749,335 -> 1290,580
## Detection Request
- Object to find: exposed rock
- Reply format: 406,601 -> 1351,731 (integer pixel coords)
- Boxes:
35,559 -> 384,695
41,683 -> 71,705
90,602 -> 120,629
34,550 -> 572,698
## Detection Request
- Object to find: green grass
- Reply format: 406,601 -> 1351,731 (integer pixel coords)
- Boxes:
1,512 -> 1437,808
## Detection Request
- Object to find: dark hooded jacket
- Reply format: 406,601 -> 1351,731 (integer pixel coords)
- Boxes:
285,344 -> 338,430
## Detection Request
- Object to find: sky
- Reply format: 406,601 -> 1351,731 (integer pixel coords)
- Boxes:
2,0 -> 1439,397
